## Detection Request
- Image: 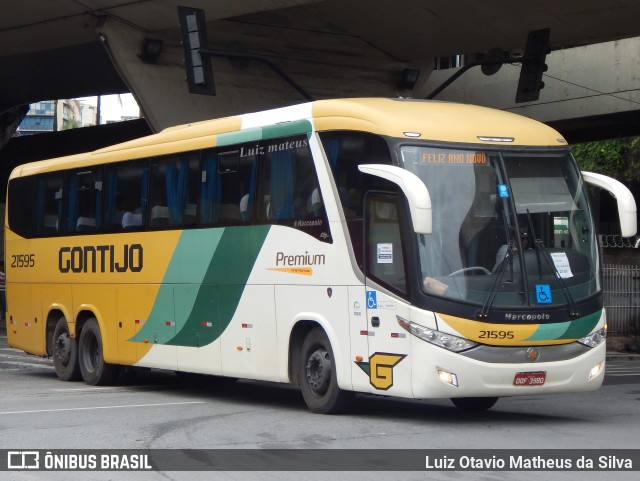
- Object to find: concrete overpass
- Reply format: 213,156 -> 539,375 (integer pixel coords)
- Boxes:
426,36 -> 640,144
3,0 -> 640,150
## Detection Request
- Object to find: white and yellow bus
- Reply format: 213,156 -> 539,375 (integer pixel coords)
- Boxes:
5,98 -> 637,413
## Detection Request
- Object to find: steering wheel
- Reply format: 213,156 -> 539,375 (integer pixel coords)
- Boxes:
449,266 -> 491,277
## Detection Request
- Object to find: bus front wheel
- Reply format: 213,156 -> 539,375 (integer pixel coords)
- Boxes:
299,327 -> 351,414
451,397 -> 499,411
78,318 -> 119,386
52,316 -> 81,381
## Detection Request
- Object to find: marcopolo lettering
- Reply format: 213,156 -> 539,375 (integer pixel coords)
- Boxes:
504,312 -> 551,321
59,244 -> 143,273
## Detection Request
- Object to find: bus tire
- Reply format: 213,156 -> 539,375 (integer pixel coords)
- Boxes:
451,397 -> 499,411
52,316 -> 81,381
299,327 -> 351,414
78,318 -> 118,386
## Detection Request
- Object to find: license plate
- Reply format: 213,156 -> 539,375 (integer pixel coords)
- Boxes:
513,371 -> 546,386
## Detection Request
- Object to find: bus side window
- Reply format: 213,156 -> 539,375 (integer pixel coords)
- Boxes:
104,161 -> 149,231
66,169 -> 103,234
320,132 -> 392,219
257,135 -> 330,242
365,194 -> 407,295
150,153 -> 199,228
35,173 -> 65,236
7,177 -> 35,238
319,131 -> 393,266
199,148 -> 257,226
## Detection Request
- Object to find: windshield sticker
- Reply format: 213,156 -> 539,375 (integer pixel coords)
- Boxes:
536,284 -> 552,304
377,243 -> 393,264
498,184 -> 509,198
550,252 -> 573,278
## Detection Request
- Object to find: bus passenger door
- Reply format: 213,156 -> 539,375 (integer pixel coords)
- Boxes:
362,193 -> 413,398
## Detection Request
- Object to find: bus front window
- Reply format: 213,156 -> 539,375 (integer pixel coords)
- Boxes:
401,146 -> 599,310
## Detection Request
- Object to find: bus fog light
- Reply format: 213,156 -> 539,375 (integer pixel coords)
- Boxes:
588,362 -> 604,381
438,369 -> 459,387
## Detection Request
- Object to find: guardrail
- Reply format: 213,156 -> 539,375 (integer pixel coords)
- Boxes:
603,264 -> 640,337
599,234 -> 640,249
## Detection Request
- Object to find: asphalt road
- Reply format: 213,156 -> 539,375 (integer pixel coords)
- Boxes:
1,329 -> 639,481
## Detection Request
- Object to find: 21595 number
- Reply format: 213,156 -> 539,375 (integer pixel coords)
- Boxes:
479,330 -> 515,340
11,254 -> 35,268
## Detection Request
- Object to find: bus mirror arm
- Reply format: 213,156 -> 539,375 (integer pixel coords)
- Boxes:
582,171 -> 637,237
358,164 -> 432,234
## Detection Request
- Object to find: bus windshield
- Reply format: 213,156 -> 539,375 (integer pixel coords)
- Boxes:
401,146 -> 599,309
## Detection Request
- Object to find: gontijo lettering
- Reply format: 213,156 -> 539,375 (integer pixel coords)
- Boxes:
59,244 -> 143,273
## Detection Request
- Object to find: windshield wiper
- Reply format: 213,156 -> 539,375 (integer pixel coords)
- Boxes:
478,238 -> 517,319
526,210 -> 580,318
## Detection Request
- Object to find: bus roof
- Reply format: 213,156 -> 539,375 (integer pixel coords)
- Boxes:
10,98 -> 567,178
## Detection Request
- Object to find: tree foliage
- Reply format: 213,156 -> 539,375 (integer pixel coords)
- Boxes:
572,138 -> 640,184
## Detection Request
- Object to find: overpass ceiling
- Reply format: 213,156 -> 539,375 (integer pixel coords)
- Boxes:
3,0 -> 640,111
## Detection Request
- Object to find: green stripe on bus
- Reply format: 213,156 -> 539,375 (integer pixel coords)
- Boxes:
167,225 -> 270,346
525,310 -> 601,341
558,310 -> 601,340
216,120 -> 312,147
261,120 -> 312,139
217,129 -> 261,147
129,229 -> 224,344
129,226 -> 270,347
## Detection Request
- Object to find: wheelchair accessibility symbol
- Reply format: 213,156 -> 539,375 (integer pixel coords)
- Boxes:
536,284 -> 552,304
366,291 -> 377,309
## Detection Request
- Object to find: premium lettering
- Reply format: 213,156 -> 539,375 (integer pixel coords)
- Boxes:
59,244 -> 143,273
275,251 -> 325,267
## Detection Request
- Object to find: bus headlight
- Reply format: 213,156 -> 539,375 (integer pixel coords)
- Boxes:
398,318 -> 478,352
577,327 -> 606,348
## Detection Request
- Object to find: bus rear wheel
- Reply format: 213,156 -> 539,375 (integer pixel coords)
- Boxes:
299,327 -> 351,414
52,316 -> 81,381
78,318 -> 119,386
451,397 -> 499,411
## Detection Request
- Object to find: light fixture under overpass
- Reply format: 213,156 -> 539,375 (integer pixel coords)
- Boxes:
397,68 -> 421,90
176,6 -> 313,101
178,6 -> 215,95
139,38 -> 164,64
426,28 -> 552,104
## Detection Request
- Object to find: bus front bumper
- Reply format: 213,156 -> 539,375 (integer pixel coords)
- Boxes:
410,339 -> 606,399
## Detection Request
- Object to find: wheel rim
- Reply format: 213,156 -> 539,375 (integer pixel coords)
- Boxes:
305,348 -> 332,396
55,333 -> 71,366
